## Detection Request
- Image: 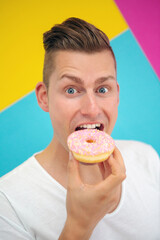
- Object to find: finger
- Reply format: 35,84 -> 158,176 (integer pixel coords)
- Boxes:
67,152 -> 82,188
107,153 -> 124,177
103,147 -> 126,177
98,162 -> 105,179
112,147 -> 126,172
107,147 -> 126,179
98,160 -> 111,179
103,158 -> 112,177
97,154 -> 126,192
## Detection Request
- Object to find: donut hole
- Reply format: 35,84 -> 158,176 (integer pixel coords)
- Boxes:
86,139 -> 95,143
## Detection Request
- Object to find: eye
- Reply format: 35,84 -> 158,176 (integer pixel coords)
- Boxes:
66,87 -> 77,94
98,87 -> 108,94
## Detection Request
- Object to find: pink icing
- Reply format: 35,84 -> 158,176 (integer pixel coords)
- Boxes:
67,129 -> 115,156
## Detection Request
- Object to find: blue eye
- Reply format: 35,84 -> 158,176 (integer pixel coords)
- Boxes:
66,88 -> 77,94
98,87 -> 108,93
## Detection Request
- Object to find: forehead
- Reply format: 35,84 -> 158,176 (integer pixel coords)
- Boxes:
54,50 -> 116,75
47,50 -> 117,88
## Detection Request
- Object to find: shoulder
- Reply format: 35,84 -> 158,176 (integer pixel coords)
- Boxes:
115,140 -> 159,160
0,156 -> 35,193
115,140 -> 160,182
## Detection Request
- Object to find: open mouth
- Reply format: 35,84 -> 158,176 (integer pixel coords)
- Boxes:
75,123 -> 104,131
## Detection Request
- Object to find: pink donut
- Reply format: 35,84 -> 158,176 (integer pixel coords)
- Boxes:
67,129 -> 115,163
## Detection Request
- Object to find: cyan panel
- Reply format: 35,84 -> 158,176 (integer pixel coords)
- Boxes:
0,93 -> 53,176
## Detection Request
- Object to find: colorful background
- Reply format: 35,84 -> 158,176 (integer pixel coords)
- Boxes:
1,0 -> 160,176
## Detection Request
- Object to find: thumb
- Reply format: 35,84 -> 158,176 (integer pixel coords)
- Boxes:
67,152 -> 81,188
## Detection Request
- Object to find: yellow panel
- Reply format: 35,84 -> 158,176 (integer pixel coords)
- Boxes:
0,0 -> 128,111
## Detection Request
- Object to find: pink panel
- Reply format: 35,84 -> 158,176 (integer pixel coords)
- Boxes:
115,0 -> 160,79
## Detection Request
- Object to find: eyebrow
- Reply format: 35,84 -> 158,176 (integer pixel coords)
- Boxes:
60,74 -> 116,85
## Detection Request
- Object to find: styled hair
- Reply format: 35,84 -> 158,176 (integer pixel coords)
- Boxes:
43,17 -> 116,88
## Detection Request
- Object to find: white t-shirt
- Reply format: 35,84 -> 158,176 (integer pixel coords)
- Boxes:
0,140 -> 160,240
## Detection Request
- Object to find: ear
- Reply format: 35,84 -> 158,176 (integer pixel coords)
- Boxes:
35,82 -> 49,112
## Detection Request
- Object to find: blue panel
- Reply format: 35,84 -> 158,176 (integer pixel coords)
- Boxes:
0,29 -> 159,177
111,30 -> 160,155
0,92 -> 53,176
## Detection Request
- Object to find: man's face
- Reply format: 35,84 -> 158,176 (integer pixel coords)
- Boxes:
47,50 -> 119,150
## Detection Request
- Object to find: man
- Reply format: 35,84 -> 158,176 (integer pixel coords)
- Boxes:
0,17 -> 159,240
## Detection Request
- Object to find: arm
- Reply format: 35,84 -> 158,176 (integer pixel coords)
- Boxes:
59,147 -> 126,240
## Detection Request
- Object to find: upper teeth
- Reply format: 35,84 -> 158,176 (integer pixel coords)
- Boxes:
79,123 -> 101,129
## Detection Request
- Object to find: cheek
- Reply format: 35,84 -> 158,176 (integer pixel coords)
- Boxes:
111,102 -> 118,121
49,97 -> 77,127
105,97 -> 118,113
104,97 -> 119,125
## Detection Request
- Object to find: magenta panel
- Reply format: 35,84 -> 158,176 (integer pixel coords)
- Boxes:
115,0 -> 160,79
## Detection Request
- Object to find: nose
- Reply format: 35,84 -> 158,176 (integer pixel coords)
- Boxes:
80,92 -> 101,118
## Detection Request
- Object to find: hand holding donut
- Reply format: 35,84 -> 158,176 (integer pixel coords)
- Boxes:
59,131 -> 126,240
